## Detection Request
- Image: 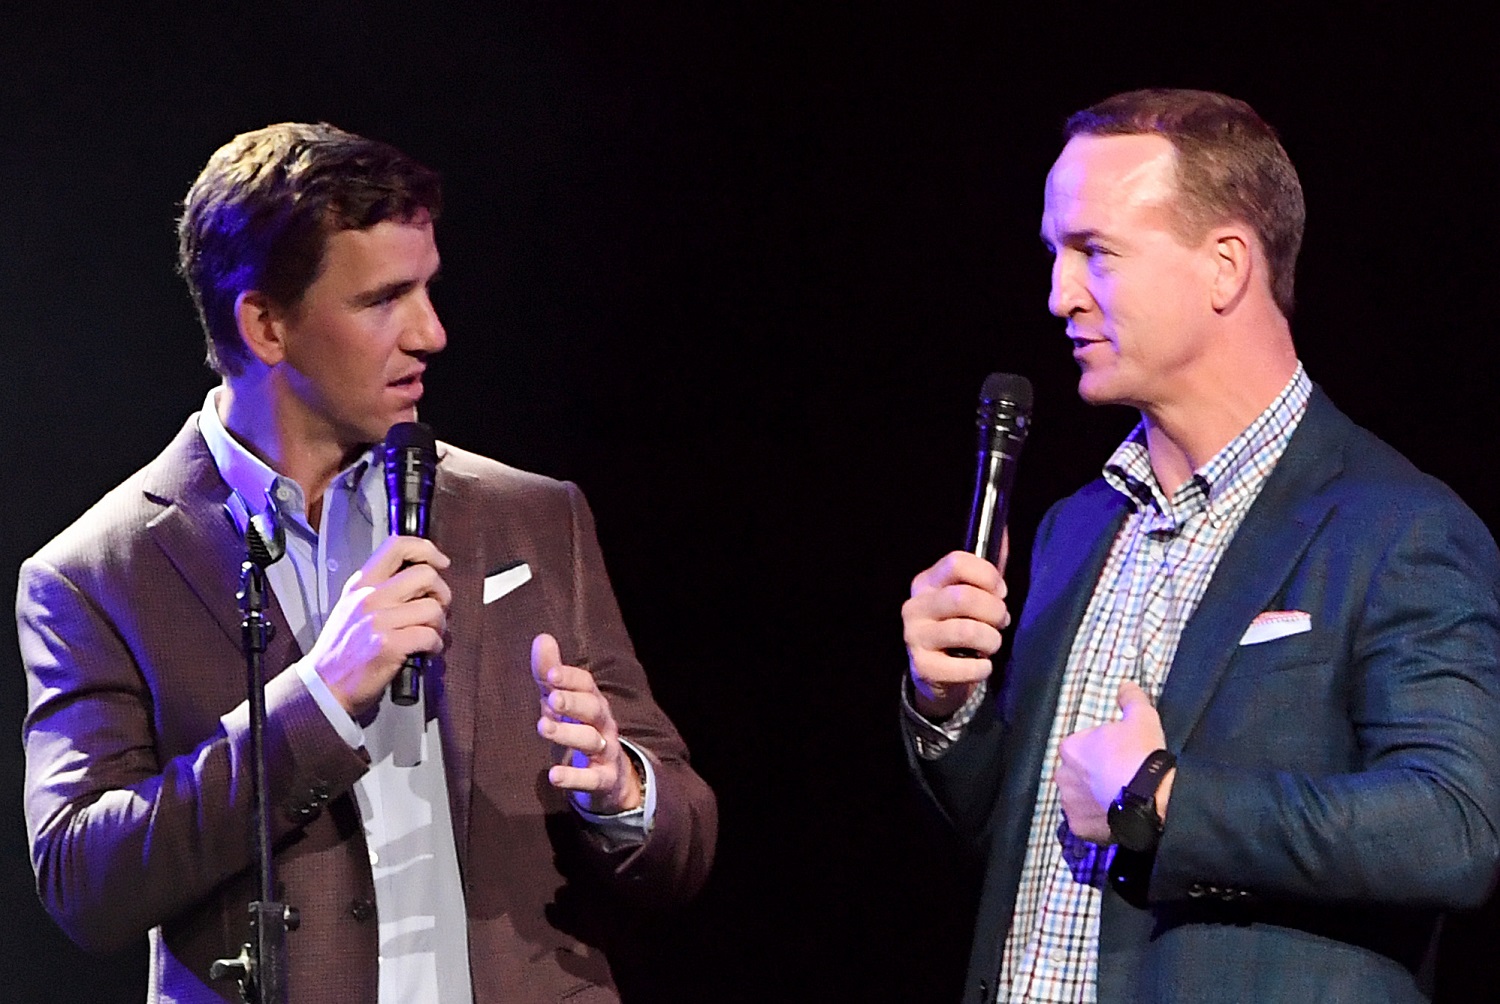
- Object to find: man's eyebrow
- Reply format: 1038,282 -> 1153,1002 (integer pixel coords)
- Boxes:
350,277 -> 421,307
1047,228 -> 1104,247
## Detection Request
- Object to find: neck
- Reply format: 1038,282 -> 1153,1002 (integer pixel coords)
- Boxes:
1141,329 -> 1298,495
218,377 -> 366,524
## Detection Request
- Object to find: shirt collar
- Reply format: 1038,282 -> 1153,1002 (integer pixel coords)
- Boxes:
197,387 -> 378,533
1103,363 -> 1312,521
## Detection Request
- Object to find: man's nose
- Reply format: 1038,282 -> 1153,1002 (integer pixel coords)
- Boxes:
407,292 -> 447,354
1048,255 -> 1085,318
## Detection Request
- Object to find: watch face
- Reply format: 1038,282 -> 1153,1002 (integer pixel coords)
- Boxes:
1108,795 -> 1160,853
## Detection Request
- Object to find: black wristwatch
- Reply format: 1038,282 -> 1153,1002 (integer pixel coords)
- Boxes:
1107,749 -> 1176,853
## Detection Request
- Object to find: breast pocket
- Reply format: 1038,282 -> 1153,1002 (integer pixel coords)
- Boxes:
1198,633 -> 1354,769
1224,630 -> 1335,679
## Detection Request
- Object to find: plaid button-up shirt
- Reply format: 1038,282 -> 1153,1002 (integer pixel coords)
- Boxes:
997,365 -> 1312,1002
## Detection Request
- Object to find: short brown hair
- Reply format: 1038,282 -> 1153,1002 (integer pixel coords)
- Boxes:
1065,89 -> 1305,317
177,122 -> 442,376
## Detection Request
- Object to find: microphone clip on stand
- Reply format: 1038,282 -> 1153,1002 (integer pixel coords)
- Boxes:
212,505 -> 300,1004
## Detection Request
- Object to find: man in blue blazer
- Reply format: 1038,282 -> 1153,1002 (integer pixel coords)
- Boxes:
901,89 -> 1500,1002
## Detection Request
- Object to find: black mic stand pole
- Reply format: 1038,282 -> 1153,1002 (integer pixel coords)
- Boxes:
212,512 -> 299,1003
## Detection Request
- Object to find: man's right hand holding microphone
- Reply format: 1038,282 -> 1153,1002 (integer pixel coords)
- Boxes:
901,538 -> 1010,721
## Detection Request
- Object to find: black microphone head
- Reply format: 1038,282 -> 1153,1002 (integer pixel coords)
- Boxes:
384,422 -> 438,537
979,372 -> 1033,414
975,371 -> 1033,457
965,372 -> 1033,562
384,421 -> 437,457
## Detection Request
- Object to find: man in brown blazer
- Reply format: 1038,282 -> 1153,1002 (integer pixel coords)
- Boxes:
17,122 -> 716,1002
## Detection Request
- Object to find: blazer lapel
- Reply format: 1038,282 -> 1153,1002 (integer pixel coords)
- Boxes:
1158,389 -> 1349,746
429,451 -> 484,871
1007,482 -> 1130,734
142,417 -> 301,675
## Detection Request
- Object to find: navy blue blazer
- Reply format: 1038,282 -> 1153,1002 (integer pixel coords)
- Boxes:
914,388 -> 1500,1002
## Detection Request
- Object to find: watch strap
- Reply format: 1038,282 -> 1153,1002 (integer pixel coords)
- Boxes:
1124,748 -> 1176,802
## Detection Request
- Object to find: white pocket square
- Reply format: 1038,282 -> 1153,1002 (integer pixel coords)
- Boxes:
1239,610 -> 1311,646
483,562 -> 532,604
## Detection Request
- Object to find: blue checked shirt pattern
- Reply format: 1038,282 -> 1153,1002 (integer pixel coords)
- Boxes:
997,365 -> 1311,1002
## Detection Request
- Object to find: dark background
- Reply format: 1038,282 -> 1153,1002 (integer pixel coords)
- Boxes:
3,5 -> 1496,1001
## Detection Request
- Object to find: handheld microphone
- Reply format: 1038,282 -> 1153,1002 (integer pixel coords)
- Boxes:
953,372 -> 1032,658
384,421 -> 438,706
964,372 -> 1032,564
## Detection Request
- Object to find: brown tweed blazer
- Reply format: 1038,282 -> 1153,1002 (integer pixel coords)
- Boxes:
18,416 -> 717,1002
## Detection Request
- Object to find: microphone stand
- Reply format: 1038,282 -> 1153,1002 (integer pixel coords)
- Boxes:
212,509 -> 299,1003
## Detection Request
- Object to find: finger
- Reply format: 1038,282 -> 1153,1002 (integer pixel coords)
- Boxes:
343,552 -> 452,608
905,615 -> 1005,660
536,662 -> 603,697
384,624 -> 445,664
909,650 -> 994,688
1058,736 -> 1079,770
906,581 -> 1009,627
379,562 -> 453,608
537,718 -> 609,757
543,687 -> 608,725
531,633 -> 562,687
911,551 -> 1003,597
363,535 -> 452,581
547,762 -> 618,794
374,596 -> 448,635
1117,680 -> 1152,715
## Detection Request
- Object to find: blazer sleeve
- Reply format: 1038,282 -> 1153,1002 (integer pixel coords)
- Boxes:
1150,491 -> 1500,910
903,498 -> 1069,850
561,482 -> 718,907
17,554 -> 370,954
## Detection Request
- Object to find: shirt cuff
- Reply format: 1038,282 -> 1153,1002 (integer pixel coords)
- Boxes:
901,677 -> 987,760
571,738 -> 656,850
294,658 -> 365,749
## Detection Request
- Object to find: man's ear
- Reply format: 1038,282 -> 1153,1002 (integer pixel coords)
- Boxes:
234,290 -> 288,366
1207,229 -> 1253,313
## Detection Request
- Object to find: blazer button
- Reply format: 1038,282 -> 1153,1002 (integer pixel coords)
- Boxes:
349,898 -> 376,923
310,780 -> 331,803
284,803 -> 320,824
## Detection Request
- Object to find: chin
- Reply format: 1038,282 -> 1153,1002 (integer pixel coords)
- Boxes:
1076,372 -> 1117,406
380,406 -> 420,434
1076,366 -> 1143,409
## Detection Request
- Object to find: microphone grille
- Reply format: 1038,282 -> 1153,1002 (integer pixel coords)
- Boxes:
980,372 -> 1033,413
384,421 -> 437,457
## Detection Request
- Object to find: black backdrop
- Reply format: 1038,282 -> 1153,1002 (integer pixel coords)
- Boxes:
3,5 -> 1497,1001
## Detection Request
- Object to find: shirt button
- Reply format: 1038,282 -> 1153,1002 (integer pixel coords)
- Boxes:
1049,948 -> 1067,964
1122,644 -> 1139,660
275,485 -> 294,502
369,849 -> 379,865
327,559 -> 340,572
